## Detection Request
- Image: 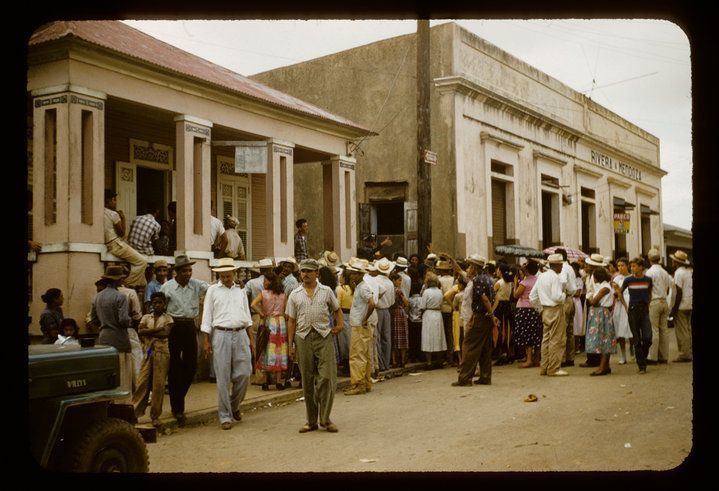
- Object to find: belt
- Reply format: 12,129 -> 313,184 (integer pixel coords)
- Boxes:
171,316 -> 195,321
650,298 -> 667,302
214,326 -> 247,332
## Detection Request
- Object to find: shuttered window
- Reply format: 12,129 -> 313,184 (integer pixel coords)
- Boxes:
492,179 -> 506,246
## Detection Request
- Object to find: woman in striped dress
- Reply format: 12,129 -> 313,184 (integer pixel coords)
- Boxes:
585,267 -> 616,376
389,272 -> 409,368
250,272 -> 288,390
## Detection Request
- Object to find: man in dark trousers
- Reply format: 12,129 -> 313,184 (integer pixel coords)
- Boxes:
452,255 -> 495,386
160,255 -> 209,426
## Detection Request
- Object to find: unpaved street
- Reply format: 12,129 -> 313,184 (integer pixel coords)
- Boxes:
147,351 -> 692,472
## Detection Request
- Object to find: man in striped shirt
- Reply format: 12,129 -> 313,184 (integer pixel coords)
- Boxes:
621,257 -> 654,374
128,208 -> 161,256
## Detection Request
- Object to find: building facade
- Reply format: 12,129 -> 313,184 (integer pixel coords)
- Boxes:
26,21 -> 367,337
252,22 -> 667,261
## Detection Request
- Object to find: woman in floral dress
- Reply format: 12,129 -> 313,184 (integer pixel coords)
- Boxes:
250,272 -> 288,390
585,267 -> 616,376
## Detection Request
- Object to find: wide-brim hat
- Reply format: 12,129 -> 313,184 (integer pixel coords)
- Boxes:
102,265 -> 126,280
376,257 -> 395,275
280,256 -> 299,272
466,254 -> 487,267
321,250 -> 341,268
212,257 -> 238,272
435,260 -> 452,271
344,257 -> 369,274
669,250 -> 690,265
225,215 -> 239,228
257,258 -> 275,270
585,253 -> 606,267
547,254 -> 564,265
174,254 -> 196,269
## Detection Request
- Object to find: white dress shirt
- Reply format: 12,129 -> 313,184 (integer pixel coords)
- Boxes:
529,268 -> 566,308
363,273 -> 386,304
375,275 -> 396,309
201,283 -> 253,334
646,264 -> 674,301
399,271 -> 412,301
560,262 -> 577,296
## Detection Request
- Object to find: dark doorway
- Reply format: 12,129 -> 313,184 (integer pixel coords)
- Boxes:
137,167 -> 165,218
542,191 -> 553,249
374,202 -> 405,235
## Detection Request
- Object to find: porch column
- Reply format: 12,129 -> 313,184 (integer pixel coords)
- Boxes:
174,115 -> 213,253
30,86 -> 106,335
322,156 -> 357,262
265,139 -> 295,258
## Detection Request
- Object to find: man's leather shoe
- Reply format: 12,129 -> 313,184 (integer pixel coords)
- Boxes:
320,421 -> 338,433
673,357 -> 692,363
299,423 -> 318,433
473,378 -> 491,385
174,413 -> 187,427
232,411 -> 242,421
579,362 -> 598,368
561,360 -> 575,367
451,381 -> 472,387
221,421 -> 232,430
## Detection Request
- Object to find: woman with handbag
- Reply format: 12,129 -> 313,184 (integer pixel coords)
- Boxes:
251,272 -> 289,390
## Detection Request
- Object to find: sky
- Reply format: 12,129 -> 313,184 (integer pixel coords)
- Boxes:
124,19 -> 693,231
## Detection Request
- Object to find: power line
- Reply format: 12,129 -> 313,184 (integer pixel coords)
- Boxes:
580,72 -> 659,93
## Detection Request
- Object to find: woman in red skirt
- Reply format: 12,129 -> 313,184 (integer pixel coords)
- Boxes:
389,272 -> 409,368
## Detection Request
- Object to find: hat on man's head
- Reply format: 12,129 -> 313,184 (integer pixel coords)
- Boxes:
153,259 -> 169,270
174,255 -> 196,269
280,256 -> 299,272
435,260 -> 452,271
256,258 -> 275,270
395,256 -> 409,269
212,257 -> 238,272
647,248 -> 661,261
669,250 -> 691,265
585,253 -> 606,267
225,215 -> 239,228
466,254 -> 487,267
366,261 -> 378,272
104,189 -> 117,201
299,258 -> 320,271
547,254 -> 564,265
376,257 -> 395,275
344,257 -> 369,274
321,250 -> 341,268
363,233 -> 377,242
102,265 -> 126,280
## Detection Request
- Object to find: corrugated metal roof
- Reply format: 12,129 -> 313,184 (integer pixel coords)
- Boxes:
29,21 -> 373,135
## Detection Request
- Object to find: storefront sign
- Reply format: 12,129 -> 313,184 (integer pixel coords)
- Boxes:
591,150 -> 642,182
235,143 -> 268,174
613,213 -> 631,234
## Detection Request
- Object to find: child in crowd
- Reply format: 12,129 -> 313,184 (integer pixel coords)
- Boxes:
55,318 -> 80,346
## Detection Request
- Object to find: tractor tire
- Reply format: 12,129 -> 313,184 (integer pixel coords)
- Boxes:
66,417 -> 149,473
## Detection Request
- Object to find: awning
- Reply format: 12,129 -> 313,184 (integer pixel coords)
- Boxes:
613,196 -> 636,210
640,204 -> 660,216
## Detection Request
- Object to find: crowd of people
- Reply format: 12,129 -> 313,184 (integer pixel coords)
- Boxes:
34,205 -> 693,434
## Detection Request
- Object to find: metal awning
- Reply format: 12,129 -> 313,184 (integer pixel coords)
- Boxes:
613,197 -> 636,210
640,204 -> 660,216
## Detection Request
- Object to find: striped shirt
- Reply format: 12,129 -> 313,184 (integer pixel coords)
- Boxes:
128,214 -> 160,255
285,282 -> 340,339
621,275 -> 653,305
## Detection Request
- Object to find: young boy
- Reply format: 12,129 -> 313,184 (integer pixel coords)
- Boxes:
621,258 -> 653,374
133,292 -> 173,427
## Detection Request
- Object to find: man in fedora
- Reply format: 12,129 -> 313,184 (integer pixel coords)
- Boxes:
160,255 -> 210,426
365,261 -> 387,376
645,248 -> 675,365
245,258 -> 275,385
90,265 -> 134,402
530,254 -> 569,376
374,257 -> 396,371
343,258 -> 375,395
286,259 -> 344,433
669,250 -> 692,362
279,257 -> 300,296
201,258 -> 253,430
452,255 -> 495,386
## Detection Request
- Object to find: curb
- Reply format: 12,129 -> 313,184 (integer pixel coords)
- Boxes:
151,362 -> 433,432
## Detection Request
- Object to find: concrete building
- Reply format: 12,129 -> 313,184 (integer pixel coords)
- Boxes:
26,21 -> 368,337
252,22 -> 667,261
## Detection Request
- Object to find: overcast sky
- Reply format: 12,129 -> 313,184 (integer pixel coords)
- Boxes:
124,19 -> 692,231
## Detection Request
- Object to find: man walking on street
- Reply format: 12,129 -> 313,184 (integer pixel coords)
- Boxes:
452,255 -> 495,386
556,249 -> 577,367
104,189 -> 147,289
645,248 -> 674,365
343,258 -> 375,395
530,254 -> 569,377
621,257 -> 653,373
160,255 -> 210,426
669,250 -> 692,362
286,259 -> 344,433
201,258 -> 253,430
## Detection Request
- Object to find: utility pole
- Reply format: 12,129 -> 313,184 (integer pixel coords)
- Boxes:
416,19 -> 432,259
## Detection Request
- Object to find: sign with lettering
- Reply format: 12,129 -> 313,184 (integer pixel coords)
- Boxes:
130,139 -> 173,169
613,213 -> 631,234
591,150 -> 642,181
423,149 -> 437,165
235,143 -> 268,174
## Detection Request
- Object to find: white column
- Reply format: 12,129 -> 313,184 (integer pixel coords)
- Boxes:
322,156 -> 357,262
265,139 -> 295,258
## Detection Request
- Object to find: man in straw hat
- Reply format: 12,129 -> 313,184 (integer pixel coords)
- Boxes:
201,258 -> 253,430
144,259 -> 170,313
669,250 -> 692,362
160,255 -> 210,426
373,257 -> 396,371
529,254 -> 570,376
279,257 -> 300,297
286,259 -> 344,433
554,249 -> 578,368
245,258 -> 275,385
343,258 -> 375,395
645,248 -> 675,365
90,265 -> 134,402
452,255 -> 495,386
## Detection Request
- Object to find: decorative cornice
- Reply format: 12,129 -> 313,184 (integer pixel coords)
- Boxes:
635,185 -> 658,198
31,84 -> 107,100
574,165 -> 603,179
480,131 -> 523,151
607,176 -> 632,189
533,150 -> 567,167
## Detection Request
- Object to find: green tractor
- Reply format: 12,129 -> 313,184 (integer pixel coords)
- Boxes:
29,344 -> 156,472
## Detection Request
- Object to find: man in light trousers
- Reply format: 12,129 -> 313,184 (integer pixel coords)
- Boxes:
645,248 -> 674,364
374,258 -> 395,371
555,249 -> 577,367
201,258 -> 253,430
530,254 -> 569,376
669,250 -> 692,362
343,258 -> 375,396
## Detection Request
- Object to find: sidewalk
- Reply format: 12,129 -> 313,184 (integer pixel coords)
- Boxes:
138,362 -> 432,431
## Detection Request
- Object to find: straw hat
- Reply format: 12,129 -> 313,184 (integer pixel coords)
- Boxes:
669,250 -> 690,265
376,257 -> 395,275
395,256 -> 409,269
212,257 -> 238,272
225,215 -> 239,228
547,254 -> 564,265
320,250 -> 341,269
647,248 -> 661,261
280,256 -> 299,272
344,257 -> 370,274
585,253 -> 606,267
435,260 -> 452,271
466,254 -> 487,267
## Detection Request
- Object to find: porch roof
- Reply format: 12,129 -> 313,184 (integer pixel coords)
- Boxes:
29,21 -> 375,137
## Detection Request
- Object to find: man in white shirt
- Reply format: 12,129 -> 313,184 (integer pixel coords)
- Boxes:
670,250 -> 693,362
529,254 -> 568,376
210,203 -> 229,257
555,249 -> 578,367
363,262 -> 386,377
645,248 -> 674,364
201,258 -> 254,430
395,256 -> 412,300
374,258 -> 396,371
